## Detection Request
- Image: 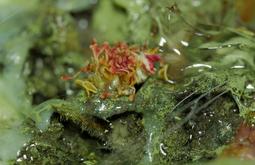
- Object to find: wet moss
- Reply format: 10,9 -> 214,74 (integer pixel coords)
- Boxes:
52,94 -> 110,141
15,119 -> 99,165
15,72 -> 246,164
100,113 -> 146,165
160,92 -> 242,164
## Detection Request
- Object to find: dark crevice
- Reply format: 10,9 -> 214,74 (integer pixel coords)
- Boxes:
100,148 -> 113,154
27,47 -> 55,76
0,63 -> 4,74
134,82 -> 144,93
57,90 -> 69,100
112,3 -> 128,15
70,8 -> 94,20
32,92 -> 49,105
107,111 -> 143,121
52,112 -> 108,142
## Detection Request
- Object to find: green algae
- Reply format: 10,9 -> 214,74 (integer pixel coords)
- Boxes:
16,119 -> 99,165
21,70 -> 244,164
160,95 -> 241,164
1,0 -> 255,164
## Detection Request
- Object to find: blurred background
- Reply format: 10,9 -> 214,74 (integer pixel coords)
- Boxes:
0,0 -> 255,164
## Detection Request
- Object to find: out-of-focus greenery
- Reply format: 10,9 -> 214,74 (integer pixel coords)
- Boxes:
1,0 -> 255,165
0,0 -> 86,163
55,0 -> 97,12
92,0 -> 238,45
0,0 -> 39,163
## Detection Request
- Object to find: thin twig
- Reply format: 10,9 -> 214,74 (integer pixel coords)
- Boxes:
170,90 -> 229,132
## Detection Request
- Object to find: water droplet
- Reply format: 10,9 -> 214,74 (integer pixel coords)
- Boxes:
159,143 -> 167,156
148,133 -> 153,162
30,144 -> 36,147
231,65 -> 245,69
226,124 -> 231,130
23,154 -> 27,160
116,106 -> 121,110
97,103 -> 106,112
191,124 -> 195,129
194,32 -> 204,36
180,40 -> 189,47
159,37 -> 167,47
17,150 -> 20,156
246,84 -> 255,90
207,46 -> 223,50
17,158 -> 23,162
172,48 -> 181,55
80,107 -> 85,112
185,63 -> 212,69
